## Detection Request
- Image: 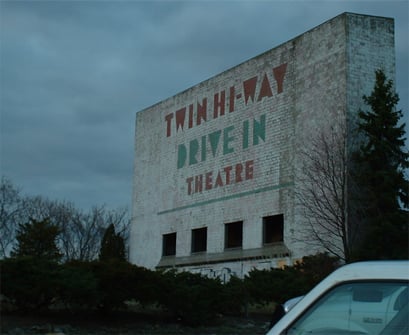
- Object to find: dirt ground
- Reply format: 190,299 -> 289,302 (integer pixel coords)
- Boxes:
1,311 -> 272,335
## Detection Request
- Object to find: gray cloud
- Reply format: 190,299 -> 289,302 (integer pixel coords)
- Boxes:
1,1 -> 407,210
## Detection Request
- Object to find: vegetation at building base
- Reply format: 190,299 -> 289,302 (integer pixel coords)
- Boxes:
0,252 -> 338,327
1,218 -> 339,326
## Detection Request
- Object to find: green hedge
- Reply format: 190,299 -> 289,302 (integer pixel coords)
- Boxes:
1,257 -> 61,311
0,253 -> 338,326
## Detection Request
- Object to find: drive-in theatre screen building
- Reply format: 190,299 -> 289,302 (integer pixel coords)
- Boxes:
130,13 -> 395,279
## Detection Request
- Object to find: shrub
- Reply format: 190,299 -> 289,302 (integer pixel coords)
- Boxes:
158,270 -> 224,326
220,275 -> 249,315
1,256 -> 60,311
245,254 -> 339,306
86,260 -> 135,312
58,261 -> 99,310
293,252 -> 340,288
0,252 -> 339,319
129,266 -> 162,306
244,267 -> 304,305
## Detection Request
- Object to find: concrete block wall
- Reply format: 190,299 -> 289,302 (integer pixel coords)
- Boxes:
130,13 -> 395,275
346,14 -> 395,128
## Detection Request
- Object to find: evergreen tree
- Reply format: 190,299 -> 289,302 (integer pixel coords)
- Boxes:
352,69 -> 409,259
99,224 -> 126,262
12,218 -> 62,261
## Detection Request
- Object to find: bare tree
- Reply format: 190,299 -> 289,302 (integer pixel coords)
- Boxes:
23,199 -> 131,261
51,201 -> 93,261
63,205 -> 130,261
67,206 -> 116,261
295,121 -> 359,263
0,178 -> 131,261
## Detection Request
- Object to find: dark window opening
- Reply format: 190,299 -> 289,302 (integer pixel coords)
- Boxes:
263,214 -> 284,244
225,221 -> 243,249
163,232 -> 176,256
191,227 -> 207,253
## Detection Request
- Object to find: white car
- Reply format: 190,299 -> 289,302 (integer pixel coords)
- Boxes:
266,261 -> 409,335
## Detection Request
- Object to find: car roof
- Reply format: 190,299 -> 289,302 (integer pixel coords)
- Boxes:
322,260 -> 409,283
267,261 -> 409,335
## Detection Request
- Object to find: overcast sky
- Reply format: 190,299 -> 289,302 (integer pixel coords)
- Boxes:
1,0 -> 408,211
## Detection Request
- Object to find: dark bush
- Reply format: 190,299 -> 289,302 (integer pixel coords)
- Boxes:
58,261 -> 99,310
87,260 -> 136,312
220,275 -> 249,315
1,256 -> 61,311
245,253 -> 339,306
130,266 -> 162,305
245,267 -> 304,306
293,252 -> 340,288
79,260 -> 162,313
1,252 -> 340,322
158,270 -> 224,326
